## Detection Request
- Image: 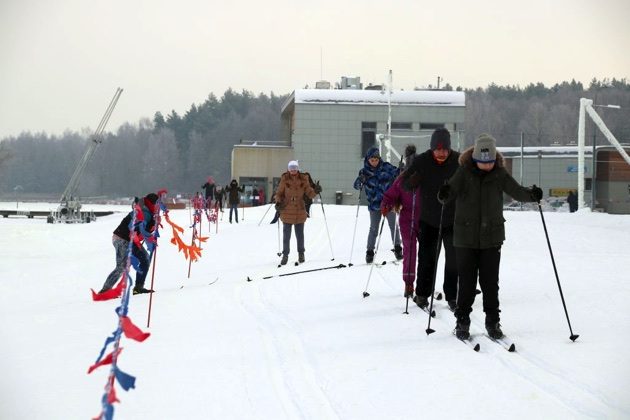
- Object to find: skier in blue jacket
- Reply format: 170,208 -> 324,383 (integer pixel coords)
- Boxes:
353,147 -> 402,263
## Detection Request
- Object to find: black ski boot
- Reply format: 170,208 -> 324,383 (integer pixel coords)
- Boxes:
365,250 -> 374,263
280,254 -> 288,265
447,300 -> 457,311
486,322 -> 503,339
393,244 -> 403,260
133,287 -> 154,295
298,252 -> 305,263
455,315 -> 471,340
413,295 -> 428,309
485,312 -> 503,339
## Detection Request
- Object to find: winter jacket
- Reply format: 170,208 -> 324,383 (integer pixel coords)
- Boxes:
445,147 -> 537,249
225,181 -> 244,205
201,181 -> 215,200
381,176 -> 421,237
401,149 -> 460,228
353,147 -> 400,211
113,197 -> 156,248
275,171 -> 317,224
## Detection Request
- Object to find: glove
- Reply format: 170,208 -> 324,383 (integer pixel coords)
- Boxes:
274,203 -> 284,212
313,182 -> 322,194
530,185 -> 543,202
381,206 -> 390,217
437,184 -> 451,204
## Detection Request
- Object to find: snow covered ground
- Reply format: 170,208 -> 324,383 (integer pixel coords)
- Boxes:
0,201 -> 628,419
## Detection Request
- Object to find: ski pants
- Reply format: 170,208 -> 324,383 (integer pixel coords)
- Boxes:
229,204 -> 239,222
282,222 -> 305,256
102,236 -> 150,291
454,246 -> 501,323
416,222 -> 458,301
400,221 -> 419,286
367,209 -> 400,251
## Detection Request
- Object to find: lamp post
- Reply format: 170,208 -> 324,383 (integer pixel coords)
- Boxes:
590,104 -> 621,210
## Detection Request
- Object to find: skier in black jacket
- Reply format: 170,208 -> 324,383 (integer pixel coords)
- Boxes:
401,128 -> 460,310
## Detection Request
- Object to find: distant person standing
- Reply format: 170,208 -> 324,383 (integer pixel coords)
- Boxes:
225,179 -> 244,223
201,176 -> 216,208
567,190 -> 578,212
353,147 -> 402,263
252,186 -> 259,207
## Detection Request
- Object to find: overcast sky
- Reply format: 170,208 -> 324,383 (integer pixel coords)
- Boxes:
0,0 -> 628,139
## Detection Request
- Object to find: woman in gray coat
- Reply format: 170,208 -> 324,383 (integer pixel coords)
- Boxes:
438,134 -> 542,340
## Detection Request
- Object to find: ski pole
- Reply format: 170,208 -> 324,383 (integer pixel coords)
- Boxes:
277,214 -> 282,256
362,217 -> 386,298
537,201 -> 579,342
258,203 -> 274,226
146,247 -> 158,328
317,182 -> 335,261
403,191 -> 417,315
348,185 -> 364,266
426,203 -> 445,335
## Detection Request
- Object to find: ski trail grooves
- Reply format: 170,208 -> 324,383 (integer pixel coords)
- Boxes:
238,277 -> 341,420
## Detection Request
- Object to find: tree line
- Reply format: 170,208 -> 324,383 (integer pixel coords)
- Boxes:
0,79 -> 628,198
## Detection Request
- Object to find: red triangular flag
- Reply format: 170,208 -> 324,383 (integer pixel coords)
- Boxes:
120,316 -> 151,342
107,383 -> 120,404
87,348 -> 123,374
91,278 -> 125,302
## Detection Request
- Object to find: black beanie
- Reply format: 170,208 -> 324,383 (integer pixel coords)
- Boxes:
145,193 -> 158,204
404,144 -> 416,158
430,128 -> 451,150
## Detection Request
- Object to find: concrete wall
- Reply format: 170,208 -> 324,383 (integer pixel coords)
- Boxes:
291,103 -> 465,204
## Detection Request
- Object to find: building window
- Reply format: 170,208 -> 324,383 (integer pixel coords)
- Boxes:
390,122 -> 412,130
420,123 -> 445,130
362,122 -> 377,157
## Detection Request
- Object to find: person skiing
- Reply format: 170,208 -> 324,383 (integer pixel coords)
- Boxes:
98,193 -> 160,295
437,134 -> 542,340
201,176 -> 216,208
225,179 -> 244,223
381,145 -> 422,297
401,128 -> 461,311
274,160 -> 321,265
353,147 -> 402,263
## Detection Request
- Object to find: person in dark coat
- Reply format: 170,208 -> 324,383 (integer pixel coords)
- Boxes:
252,186 -> 259,207
353,147 -> 402,263
401,128 -> 460,310
567,190 -> 578,212
214,185 -> 225,212
201,176 -> 216,208
274,161 -> 321,265
225,179 -> 244,223
438,134 -> 542,340
99,193 -> 159,295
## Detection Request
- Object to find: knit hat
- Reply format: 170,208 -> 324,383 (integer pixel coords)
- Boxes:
145,193 -> 159,204
404,144 -> 416,158
472,134 -> 497,163
430,128 -> 451,151
366,147 -> 381,159
288,160 -> 299,170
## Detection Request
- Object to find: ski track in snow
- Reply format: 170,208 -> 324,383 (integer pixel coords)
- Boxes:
373,263 -> 627,418
237,270 -> 341,420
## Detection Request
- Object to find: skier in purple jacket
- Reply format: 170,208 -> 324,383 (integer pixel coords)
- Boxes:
381,145 -> 421,297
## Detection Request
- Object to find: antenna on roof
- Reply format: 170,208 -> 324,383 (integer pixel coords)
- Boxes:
320,46 -> 323,80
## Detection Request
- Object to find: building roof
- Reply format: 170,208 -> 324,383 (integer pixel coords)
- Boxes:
282,89 -> 465,113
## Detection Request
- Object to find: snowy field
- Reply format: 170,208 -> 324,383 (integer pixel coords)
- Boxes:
0,201 -> 629,419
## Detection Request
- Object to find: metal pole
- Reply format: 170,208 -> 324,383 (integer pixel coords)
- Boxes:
592,131 -> 597,210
